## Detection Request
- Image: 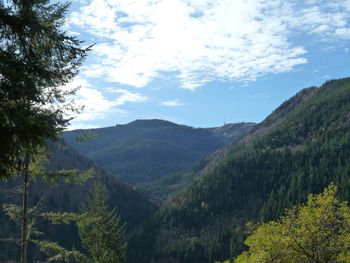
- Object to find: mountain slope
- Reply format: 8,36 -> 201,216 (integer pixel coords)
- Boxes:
149,78 -> 350,263
0,141 -> 156,262
206,122 -> 256,143
63,120 -> 254,185
45,140 -> 156,227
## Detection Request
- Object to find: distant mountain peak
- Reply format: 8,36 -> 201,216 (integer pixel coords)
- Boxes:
64,119 -> 254,185
124,119 -> 178,128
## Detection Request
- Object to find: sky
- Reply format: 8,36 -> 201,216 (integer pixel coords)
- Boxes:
63,0 -> 350,130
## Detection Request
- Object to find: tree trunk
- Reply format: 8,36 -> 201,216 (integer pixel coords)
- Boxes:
20,154 -> 30,263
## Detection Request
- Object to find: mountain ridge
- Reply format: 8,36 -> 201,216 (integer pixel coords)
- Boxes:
145,77 -> 350,263
63,121 -> 255,186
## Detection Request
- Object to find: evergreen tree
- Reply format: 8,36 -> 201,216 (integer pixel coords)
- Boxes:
2,150 -> 94,262
77,183 -> 127,263
0,0 -> 90,178
0,1 -> 90,262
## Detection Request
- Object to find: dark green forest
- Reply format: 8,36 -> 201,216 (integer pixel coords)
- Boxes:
0,141 -> 155,262
2,77 -> 350,262
144,78 -> 350,262
2,0 -> 350,262
63,120 -> 254,186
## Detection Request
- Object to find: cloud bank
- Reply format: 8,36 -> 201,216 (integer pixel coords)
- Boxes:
161,99 -> 185,107
70,0 -> 350,90
65,77 -> 148,129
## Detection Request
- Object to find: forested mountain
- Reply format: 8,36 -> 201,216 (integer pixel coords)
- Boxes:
206,123 -> 256,143
3,77 -> 350,263
63,120 -> 254,185
139,78 -> 350,263
0,141 -> 156,262
46,140 -> 156,227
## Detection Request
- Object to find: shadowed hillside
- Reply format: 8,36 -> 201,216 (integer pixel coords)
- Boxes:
0,141 -> 156,262
63,120 -> 254,185
143,78 -> 350,263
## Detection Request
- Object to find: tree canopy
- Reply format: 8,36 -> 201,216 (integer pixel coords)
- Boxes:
0,0 -> 91,178
77,183 -> 127,263
235,183 -> 350,263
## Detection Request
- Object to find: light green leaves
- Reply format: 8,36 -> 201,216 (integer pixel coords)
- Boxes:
235,183 -> 350,263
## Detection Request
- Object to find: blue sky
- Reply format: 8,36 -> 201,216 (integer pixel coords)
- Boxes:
63,0 -> 350,129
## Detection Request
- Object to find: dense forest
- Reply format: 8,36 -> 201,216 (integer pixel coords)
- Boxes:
142,78 -> 350,262
63,120 -> 254,186
232,183 -> 350,262
2,77 -> 348,262
0,141 -> 155,261
2,0 -> 350,262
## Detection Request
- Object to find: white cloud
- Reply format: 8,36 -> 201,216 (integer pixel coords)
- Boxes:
161,99 -> 185,107
106,87 -> 148,105
70,0 -> 350,90
63,77 -> 147,127
288,4 -> 349,40
335,28 -> 350,40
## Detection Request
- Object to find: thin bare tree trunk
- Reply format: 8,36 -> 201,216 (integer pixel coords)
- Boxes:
20,153 -> 30,263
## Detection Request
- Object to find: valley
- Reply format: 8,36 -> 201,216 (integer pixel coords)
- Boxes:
67,78 -> 350,262
63,120 -> 255,201
2,2 -> 350,262
2,78 -> 350,262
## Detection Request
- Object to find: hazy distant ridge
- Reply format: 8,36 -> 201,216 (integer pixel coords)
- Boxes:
63,120 -> 255,185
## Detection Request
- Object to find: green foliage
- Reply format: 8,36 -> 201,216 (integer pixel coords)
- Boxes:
33,240 -> 87,263
0,140 -> 155,262
77,183 -> 127,263
0,147 -> 95,262
0,0 -> 91,178
42,168 -> 95,185
235,184 -> 350,263
2,203 -> 22,222
2,197 -> 84,262
1,168 -> 130,262
76,131 -> 98,144
42,212 -> 80,225
63,120 -> 253,186
149,78 -> 350,263
23,147 -> 95,185
34,182 -> 130,263
0,1 -> 90,259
